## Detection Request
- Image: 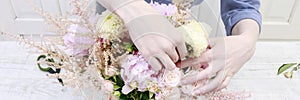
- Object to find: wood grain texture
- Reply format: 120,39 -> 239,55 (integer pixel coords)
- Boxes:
0,41 -> 300,100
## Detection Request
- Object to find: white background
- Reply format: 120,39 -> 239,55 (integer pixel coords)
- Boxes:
1,0 -> 300,40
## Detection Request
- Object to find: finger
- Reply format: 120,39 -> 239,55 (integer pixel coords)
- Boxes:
201,49 -> 213,62
181,42 -> 226,85
176,57 -> 201,69
176,49 -> 212,68
181,66 -> 212,85
148,56 -> 163,71
193,70 -> 226,95
176,42 -> 188,60
155,53 -> 177,70
214,76 -> 232,92
165,47 -> 179,62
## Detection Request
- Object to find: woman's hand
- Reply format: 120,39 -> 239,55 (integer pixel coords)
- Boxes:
97,0 -> 187,71
179,19 -> 260,95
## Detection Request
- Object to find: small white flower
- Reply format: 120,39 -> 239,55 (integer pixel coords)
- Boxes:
105,67 -> 117,77
147,81 -> 160,93
163,68 -> 182,87
101,80 -> 114,93
149,2 -> 177,16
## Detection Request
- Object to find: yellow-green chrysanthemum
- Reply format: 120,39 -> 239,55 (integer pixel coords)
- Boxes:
97,11 -> 124,37
177,20 -> 211,57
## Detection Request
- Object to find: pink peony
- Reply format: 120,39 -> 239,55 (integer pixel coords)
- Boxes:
120,53 -> 162,94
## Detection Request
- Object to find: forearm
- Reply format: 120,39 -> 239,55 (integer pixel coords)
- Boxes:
221,0 -> 261,36
114,1 -> 160,23
231,19 -> 260,44
96,0 -> 159,23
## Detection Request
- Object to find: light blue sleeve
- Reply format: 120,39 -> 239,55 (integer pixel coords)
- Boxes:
221,0 -> 262,36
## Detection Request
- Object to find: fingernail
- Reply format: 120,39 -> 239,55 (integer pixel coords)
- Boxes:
195,89 -> 205,95
174,57 -> 179,62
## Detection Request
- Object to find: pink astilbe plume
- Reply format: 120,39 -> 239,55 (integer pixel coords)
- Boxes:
204,90 -> 251,100
149,1 -> 177,16
63,24 -> 95,57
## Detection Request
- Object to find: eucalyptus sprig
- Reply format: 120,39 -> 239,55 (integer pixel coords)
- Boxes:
277,63 -> 300,79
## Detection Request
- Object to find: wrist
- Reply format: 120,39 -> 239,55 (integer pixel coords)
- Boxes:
115,0 -> 160,23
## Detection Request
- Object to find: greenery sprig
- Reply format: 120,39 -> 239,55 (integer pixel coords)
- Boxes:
277,63 -> 300,79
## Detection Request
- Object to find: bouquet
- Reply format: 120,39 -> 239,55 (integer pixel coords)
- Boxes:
1,0 -> 250,99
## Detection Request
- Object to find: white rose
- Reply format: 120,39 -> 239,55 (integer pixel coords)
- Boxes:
163,68 -> 182,87
101,80 -> 114,93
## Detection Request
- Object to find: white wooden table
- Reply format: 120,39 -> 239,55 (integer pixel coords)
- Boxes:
1,41 -> 300,100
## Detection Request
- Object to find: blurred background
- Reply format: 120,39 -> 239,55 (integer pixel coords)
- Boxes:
1,0 -> 300,40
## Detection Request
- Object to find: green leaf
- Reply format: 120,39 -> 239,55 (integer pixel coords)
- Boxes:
293,66 -> 298,71
149,92 -> 154,99
113,75 -> 117,82
277,63 -> 297,75
114,85 -> 121,90
37,55 -> 51,72
104,75 -> 110,80
127,48 -> 133,53
293,63 -> 300,71
124,42 -> 138,53
125,43 -> 133,52
47,58 -> 55,63
139,93 -> 143,100
37,55 -> 46,61
113,91 -> 121,97
119,94 -> 126,100
141,91 -> 149,100
115,76 -> 124,87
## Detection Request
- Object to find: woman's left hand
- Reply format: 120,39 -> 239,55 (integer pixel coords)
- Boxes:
179,19 -> 260,95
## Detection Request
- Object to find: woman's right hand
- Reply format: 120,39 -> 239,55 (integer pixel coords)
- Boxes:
96,0 -> 188,71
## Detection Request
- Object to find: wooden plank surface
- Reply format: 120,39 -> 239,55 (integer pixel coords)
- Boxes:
1,41 -> 300,100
